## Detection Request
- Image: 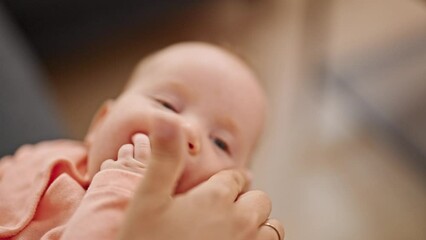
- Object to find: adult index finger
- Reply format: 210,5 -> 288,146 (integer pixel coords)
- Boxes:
135,114 -> 185,202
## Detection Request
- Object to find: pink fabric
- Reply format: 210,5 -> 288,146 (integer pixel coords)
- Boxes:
0,140 -> 141,239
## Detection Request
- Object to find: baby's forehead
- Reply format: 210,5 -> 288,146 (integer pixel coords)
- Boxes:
126,44 -> 266,148
132,46 -> 265,115
129,44 -> 255,82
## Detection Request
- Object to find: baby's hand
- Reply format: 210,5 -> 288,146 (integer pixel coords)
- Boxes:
101,133 -> 151,175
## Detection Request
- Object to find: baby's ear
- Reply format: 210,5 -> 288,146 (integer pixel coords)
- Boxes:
85,100 -> 114,144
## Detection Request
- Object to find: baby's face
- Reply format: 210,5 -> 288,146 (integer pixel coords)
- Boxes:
87,43 -> 266,193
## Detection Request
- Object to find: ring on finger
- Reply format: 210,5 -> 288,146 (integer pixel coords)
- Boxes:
262,221 -> 282,240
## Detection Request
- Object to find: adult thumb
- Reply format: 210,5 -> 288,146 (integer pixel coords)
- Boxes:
135,114 -> 185,201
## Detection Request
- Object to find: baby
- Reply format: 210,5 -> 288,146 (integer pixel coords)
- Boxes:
0,42 -> 266,239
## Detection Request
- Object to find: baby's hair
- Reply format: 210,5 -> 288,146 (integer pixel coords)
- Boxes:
123,41 -> 263,92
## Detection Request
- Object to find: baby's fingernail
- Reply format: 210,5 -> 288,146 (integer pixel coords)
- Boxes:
132,133 -> 148,142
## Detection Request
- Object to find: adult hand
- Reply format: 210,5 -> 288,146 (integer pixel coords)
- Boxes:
117,116 -> 284,240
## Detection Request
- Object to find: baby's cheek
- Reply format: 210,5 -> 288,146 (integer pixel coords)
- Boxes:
174,164 -> 197,194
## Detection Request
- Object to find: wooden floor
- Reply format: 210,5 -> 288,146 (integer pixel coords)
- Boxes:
46,0 -> 426,239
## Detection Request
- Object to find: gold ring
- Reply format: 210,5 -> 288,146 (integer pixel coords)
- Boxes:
263,222 -> 282,240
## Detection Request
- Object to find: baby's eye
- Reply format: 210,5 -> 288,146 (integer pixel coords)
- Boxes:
213,138 -> 230,154
156,99 -> 178,113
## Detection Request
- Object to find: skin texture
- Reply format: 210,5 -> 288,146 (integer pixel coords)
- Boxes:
118,115 -> 284,240
85,42 -> 284,239
85,42 -> 267,193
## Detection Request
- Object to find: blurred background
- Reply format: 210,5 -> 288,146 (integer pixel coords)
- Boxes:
1,0 -> 425,239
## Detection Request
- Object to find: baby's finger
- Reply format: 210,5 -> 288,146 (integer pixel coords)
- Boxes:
132,133 -> 151,163
118,144 -> 134,160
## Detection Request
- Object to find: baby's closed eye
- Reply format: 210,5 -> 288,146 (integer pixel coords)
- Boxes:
212,137 -> 230,155
154,98 -> 179,113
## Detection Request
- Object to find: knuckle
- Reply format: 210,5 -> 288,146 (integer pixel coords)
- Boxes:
100,159 -> 115,170
244,190 -> 272,211
122,160 -> 133,168
217,170 -> 245,187
236,213 -> 258,232
209,185 -> 232,199
253,190 -> 272,206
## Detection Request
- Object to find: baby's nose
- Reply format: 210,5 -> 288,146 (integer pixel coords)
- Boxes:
183,122 -> 201,155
